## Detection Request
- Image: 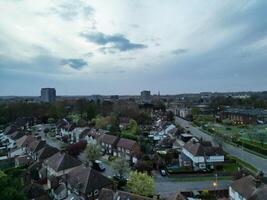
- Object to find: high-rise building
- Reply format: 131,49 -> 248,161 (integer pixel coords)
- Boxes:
140,90 -> 151,103
40,88 -> 56,103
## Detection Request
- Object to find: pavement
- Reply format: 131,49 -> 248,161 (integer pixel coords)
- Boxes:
175,117 -> 267,176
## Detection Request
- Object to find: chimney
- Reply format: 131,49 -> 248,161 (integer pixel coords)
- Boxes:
255,171 -> 264,188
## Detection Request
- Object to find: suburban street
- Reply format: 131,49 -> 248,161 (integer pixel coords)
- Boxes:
154,172 -> 231,197
175,117 -> 267,176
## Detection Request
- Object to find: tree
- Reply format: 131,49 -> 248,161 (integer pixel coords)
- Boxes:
134,160 -> 153,175
0,172 -> 27,200
67,140 -> 87,156
112,157 -> 130,178
85,143 -> 102,164
0,170 -> 6,178
127,171 -> 155,197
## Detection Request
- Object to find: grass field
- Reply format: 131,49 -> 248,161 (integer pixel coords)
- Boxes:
204,122 -> 267,146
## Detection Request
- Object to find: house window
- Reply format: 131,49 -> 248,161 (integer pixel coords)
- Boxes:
94,189 -> 98,196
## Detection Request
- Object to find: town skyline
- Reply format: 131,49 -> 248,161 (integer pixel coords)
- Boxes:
1,0 -> 267,96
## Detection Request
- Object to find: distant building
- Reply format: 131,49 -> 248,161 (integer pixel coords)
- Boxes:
179,108 -> 192,119
40,88 -> 56,103
223,108 -> 267,124
140,90 -> 151,103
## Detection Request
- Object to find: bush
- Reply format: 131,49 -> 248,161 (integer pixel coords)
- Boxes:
235,140 -> 267,156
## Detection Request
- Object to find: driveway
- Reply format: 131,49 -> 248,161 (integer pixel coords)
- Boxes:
175,117 -> 267,176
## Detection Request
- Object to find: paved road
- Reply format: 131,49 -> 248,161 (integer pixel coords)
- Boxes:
154,172 -> 231,197
175,117 -> 267,176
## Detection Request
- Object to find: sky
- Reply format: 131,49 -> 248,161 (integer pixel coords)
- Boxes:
0,0 -> 267,96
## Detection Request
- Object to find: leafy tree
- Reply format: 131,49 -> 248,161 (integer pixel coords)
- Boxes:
125,119 -> 140,135
0,174 -> 26,200
127,171 -> 155,197
134,160 -> 153,175
85,143 -> 102,164
67,140 -> 87,156
0,170 -> 6,178
112,157 -> 130,178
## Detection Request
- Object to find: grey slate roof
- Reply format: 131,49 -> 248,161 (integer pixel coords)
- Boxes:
36,145 -> 59,160
231,175 -> 267,200
183,140 -> 223,157
45,152 -> 82,172
67,165 -> 112,194
116,138 -> 137,150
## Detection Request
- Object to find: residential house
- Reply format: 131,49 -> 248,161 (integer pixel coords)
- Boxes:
56,119 -> 70,135
71,127 -> 90,143
99,134 -> 119,155
229,174 -> 267,200
43,152 -> 82,189
115,138 -> 140,164
35,145 -> 59,161
180,140 -> 224,170
85,129 -> 108,144
67,165 -> 112,200
99,188 -> 153,200
15,155 -> 32,167
9,135 -> 35,157
27,140 -> 46,156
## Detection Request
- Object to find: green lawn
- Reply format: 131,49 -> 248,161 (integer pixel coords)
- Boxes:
204,123 -> 267,146
223,163 -> 239,173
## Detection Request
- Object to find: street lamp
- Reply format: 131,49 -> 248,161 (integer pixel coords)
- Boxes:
213,173 -> 218,199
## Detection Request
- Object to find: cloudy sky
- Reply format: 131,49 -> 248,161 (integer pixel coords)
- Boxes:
0,0 -> 267,96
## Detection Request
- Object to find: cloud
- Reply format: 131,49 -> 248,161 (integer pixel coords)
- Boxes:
171,48 -> 188,55
61,58 -> 87,70
81,32 -> 147,52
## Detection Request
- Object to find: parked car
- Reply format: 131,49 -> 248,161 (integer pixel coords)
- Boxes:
160,169 -> 167,176
92,160 -> 105,172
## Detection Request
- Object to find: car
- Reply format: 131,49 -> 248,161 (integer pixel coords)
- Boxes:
160,169 -> 167,176
92,160 -> 106,172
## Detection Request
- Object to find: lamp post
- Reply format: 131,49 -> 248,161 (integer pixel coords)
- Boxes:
213,173 -> 218,199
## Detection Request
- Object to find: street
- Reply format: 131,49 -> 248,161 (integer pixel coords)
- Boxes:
154,172 -> 231,197
175,117 -> 267,176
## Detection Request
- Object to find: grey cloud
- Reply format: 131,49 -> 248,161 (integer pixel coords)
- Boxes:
61,58 -> 87,70
171,48 -> 188,55
50,1 -> 94,21
81,32 -> 147,52
120,57 -> 136,61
